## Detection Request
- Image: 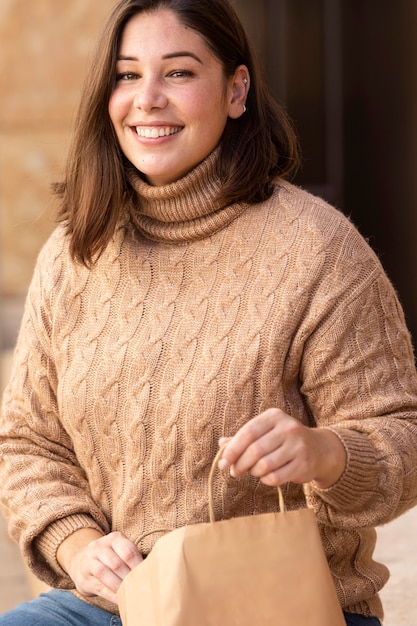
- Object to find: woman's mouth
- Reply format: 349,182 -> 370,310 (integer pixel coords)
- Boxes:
135,126 -> 182,138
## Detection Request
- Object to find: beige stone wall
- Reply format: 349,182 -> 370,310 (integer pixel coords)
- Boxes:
0,0 -> 116,298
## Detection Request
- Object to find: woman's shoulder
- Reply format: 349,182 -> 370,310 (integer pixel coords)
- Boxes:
33,225 -> 68,273
34,225 -> 78,282
28,223 -> 130,324
263,180 -> 388,295
271,179 -> 378,261
37,222 -> 127,272
272,179 -> 350,229
26,226 -> 81,307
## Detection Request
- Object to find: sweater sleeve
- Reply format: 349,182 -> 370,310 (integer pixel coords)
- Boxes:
300,221 -> 417,528
0,230 -> 110,588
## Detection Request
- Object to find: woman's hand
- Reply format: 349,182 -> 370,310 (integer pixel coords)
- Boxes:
218,408 -> 346,489
57,528 -> 143,605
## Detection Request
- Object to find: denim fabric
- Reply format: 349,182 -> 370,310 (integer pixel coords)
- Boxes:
344,612 -> 382,625
0,589 -> 382,626
0,590 -> 121,626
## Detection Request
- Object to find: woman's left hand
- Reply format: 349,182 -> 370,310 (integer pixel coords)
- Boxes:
218,407 -> 346,489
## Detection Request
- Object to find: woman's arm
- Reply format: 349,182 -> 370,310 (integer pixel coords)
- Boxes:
220,255 -> 417,528
0,232 -> 110,588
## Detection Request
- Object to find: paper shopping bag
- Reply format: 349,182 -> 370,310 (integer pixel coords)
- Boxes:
117,448 -> 345,625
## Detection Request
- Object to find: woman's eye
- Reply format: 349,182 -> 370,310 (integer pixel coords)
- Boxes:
116,72 -> 139,81
169,70 -> 194,78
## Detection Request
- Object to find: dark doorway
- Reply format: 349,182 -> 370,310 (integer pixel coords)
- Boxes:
235,0 -> 417,344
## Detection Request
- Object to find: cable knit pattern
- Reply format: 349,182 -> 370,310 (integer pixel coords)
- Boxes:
2,152 -> 417,619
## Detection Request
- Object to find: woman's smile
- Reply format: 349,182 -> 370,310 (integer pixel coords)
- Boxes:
133,125 -> 183,139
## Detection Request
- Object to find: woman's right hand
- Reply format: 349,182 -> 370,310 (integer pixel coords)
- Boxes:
57,528 -> 143,605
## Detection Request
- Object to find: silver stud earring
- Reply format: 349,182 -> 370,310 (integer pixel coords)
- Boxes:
242,104 -> 247,113
243,77 -> 248,85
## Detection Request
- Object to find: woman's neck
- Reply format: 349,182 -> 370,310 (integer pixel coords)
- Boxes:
126,151 -> 248,243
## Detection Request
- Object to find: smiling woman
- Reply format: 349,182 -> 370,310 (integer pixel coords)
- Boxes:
0,1 -> 416,626
53,0 -> 298,267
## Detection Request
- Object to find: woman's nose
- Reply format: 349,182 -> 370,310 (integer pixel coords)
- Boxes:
133,77 -> 168,112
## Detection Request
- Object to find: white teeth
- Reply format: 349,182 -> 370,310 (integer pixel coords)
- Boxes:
135,126 -> 180,138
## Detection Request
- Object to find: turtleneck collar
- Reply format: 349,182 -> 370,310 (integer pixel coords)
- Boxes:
126,150 -> 248,243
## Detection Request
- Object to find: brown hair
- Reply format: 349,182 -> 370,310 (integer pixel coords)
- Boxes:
57,0 -> 300,265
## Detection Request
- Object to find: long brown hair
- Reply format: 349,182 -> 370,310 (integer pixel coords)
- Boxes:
57,0 -> 300,266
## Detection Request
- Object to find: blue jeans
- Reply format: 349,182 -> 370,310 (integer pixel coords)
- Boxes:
0,590 -> 121,625
0,590 -> 382,625
344,613 -> 381,626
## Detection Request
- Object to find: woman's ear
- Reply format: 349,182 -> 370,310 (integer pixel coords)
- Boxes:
228,65 -> 250,119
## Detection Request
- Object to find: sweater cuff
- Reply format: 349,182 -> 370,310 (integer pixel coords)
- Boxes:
33,514 -> 105,585
307,427 -> 381,510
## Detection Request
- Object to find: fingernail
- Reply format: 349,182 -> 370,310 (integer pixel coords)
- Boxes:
218,458 -> 229,470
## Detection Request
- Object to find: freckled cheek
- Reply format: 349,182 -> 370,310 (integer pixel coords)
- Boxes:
189,93 -> 223,121
108,92 -> 131,125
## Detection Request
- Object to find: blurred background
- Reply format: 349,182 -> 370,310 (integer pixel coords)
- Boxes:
1,0 -> 417,622
0,0 -> 117,357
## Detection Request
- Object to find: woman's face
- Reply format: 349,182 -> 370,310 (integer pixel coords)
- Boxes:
108,9 -> 245,186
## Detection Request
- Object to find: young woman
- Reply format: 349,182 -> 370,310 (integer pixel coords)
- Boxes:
1,1 -> 417,624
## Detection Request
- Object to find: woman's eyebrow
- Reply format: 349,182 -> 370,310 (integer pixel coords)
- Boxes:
163,51 -> 203,63
117,51 -> 203,64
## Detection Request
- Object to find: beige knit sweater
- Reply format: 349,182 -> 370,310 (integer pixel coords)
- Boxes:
2,152 -> 417,619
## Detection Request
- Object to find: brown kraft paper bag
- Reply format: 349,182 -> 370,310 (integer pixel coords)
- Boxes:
117,448 -> 345,625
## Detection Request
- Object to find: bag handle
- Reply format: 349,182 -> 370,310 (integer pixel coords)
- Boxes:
137,446 -> 286,544
208,445 -> 286,523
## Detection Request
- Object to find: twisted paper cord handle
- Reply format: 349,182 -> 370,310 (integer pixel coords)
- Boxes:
136,445 -> 286,543
208,444 -> 286,523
